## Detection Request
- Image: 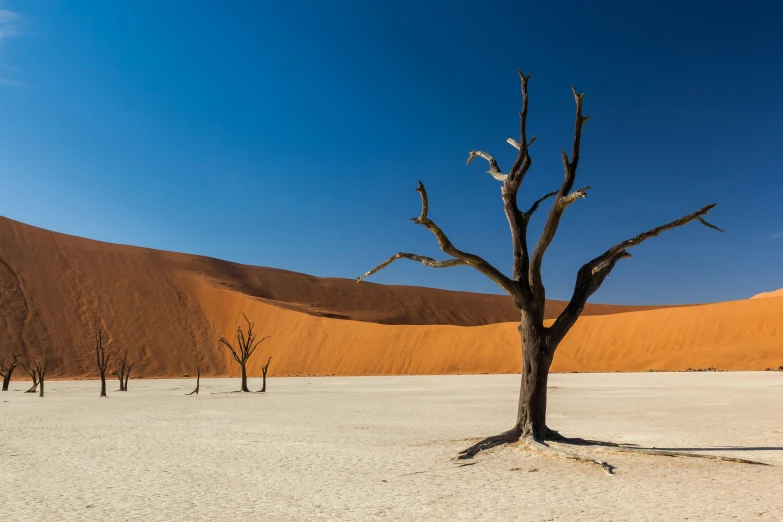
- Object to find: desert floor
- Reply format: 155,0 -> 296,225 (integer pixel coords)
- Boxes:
1,373 -> 782,521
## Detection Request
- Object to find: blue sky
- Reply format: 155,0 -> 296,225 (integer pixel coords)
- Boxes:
0,0 -> 781,304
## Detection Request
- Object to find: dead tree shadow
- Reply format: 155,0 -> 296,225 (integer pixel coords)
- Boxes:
547,432 -> 782,453
543,430 -> 776,467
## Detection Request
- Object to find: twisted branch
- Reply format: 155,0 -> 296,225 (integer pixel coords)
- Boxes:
358,181 -> 517,297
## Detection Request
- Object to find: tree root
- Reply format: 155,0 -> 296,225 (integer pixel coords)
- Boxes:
525,437 -> 615,475
457,428 -> 522,460
457,426 -> 769,471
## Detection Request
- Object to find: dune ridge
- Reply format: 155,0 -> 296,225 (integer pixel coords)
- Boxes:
0,215 -> 781,378
751,288 -> 783,299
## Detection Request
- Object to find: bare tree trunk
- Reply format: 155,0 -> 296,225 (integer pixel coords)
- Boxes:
1,354 -> 21,391
23,364 -> 38,393
187,368 -> 201,395
33,359 -> 48,398
116,371 -> 125,391
259,356 -> 272,393
240,364 -> 249,393
516,324 -> 552,441
123,363 -> 133,391
95,329 -> 111,397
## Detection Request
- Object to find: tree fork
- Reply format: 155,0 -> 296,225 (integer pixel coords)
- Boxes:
23,362 -> 38,393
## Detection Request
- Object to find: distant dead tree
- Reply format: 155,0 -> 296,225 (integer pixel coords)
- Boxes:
187,367 -> 201,396
22,361 -> 38,393
219,313 -> 269,393
114,351 -> 133,391
95,328 -> 112,397
32,359 -> 49,397
356,69 -> 757,472
1,353 -> 22,391
258,356 -> 272,393
187,320 -> 220,396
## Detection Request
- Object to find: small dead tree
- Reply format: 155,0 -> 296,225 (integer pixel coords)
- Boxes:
1,353 -> 22,391
258,356 -> 272,393
32,359 -> 49,397
219,313 -> 269,392
123,361 -> 133,391
188,320 -> 220,396
357,70 -> 752,472
22,361 -> 38,393
114,351 -> 133,391
187,367 -> 201,396
95,328 -> 112,397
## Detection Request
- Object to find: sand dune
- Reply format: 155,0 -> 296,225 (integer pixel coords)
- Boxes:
0,215 -> 781,378
751,288 -> 783,299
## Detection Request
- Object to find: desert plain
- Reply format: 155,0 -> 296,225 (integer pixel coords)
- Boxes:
2,372 -> 782,521
2,217 -> 783,521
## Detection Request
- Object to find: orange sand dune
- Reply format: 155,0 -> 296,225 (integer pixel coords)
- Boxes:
0,215 -> 780,378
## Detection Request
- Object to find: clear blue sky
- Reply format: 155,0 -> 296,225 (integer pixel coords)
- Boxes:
0,1 -> 781,304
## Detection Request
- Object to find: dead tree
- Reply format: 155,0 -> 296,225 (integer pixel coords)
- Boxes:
187,367 -> 201,395
0,353 -> 22,391
219,314 -> 269,392
114,351 -> 133,391
123,362 -> 133,391
258,356 -> 272,393
188,320 -> 219,396
95,328 -> 112,397
358,70 -> 745,471
32,359 -> 48,397
22,362 -> 38,393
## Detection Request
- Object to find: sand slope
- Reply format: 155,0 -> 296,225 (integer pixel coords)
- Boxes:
0,215 -> 781,377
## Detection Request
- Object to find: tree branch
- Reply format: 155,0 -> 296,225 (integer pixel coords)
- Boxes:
466,151 -> 507,182
219,337 -> 242,364
358,181 -> 518,298
522,191 -> 558,219
357,253 -> 465,282
549,204 -> 721,345
248,336 -> 270,358
529,86 -> 591,305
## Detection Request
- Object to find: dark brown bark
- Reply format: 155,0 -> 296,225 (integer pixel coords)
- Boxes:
123,363 -> 133,391
23,363 -> 38,393
32,359 -> 48,398
219,314 -> 269,393
115,350 -> 128,391
95,328 -> 111,398
240,364 -> 249,393
187,367 -> 201,395
515,317 -> 552,441
259,356 -> 272,393
1,354 -> 21,391
359,69 -> 723,461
